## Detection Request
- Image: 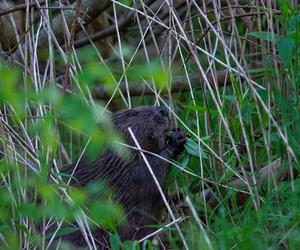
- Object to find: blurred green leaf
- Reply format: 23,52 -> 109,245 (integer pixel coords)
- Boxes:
248,31 -> 281,42
59,95 -> 96,133
16,203 -> 43,222
33,115 -> 58,151
121,240 -> 139,250
46,227 -> 80,239
90,197 -> 124,232
110,233 -> 121,250
277,37 -> 295,68
118,0 -> 132,6
77,62 -> 114,87
0,66 -> 25,117
231,77 -> 243,104
185,104 -> 218,116
279,0 -> 292,18
69,187 -> 87,207
15,224 -> 29,234
288,14 -> 300,32
127,61 -> 169,89
54,171 -> 78,183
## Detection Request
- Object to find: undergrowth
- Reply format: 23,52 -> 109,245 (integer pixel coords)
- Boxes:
0,0 -> 300,249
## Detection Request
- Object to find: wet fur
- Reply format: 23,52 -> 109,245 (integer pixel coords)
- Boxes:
61,106 -> 186,247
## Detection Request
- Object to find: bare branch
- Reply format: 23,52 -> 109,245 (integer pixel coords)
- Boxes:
0,0 -> 46,17
12,0 -> 111,61
73,0 -> 156,48
39,0 -> 111,44
92,70 -> 230,100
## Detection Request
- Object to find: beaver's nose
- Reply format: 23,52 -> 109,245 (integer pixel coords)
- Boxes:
157,107 -> 169,117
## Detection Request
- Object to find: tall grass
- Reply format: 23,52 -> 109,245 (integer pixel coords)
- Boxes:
0,0 -> 299,249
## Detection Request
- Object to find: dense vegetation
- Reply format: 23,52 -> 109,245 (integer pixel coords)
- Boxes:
0,0 -> 299,249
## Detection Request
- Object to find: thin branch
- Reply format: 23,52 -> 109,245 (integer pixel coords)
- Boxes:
0,0 -> 46,17
12,0 -> 112,61
64,0 -> 82,88
73,0 -> 156,48
92,70 -> 231,100
185,11 -> 281,63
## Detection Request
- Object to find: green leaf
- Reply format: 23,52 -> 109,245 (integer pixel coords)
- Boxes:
248,32 -> 281,42
241,103 -> 255,124
110,233 -> 121,250
59,95 -> 97,134
16,203 -> 43,222
77,62 -> 114,87
0,66 -> 25,117
224,95 -> 236,103
33,115 -> 58,151
184,138 -> 208,159
46,227 -> 80,239
127,60 -> 169,89
185,104 -> 218,116
166,154 -> 190,185
279,0 -> 292,18
277,37 -> 295,67
231,76 -> 242,104
288,14 -> 300,32
15,224 -> 29,234
53,171 -> 78,183
121,240 -> 139,250
219,156 -> 236,183
90,198 -> 124,231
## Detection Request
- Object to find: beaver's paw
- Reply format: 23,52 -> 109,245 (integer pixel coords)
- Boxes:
168,128 -> 186,155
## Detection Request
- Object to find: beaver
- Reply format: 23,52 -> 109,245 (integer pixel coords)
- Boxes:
60,106 -> 186,248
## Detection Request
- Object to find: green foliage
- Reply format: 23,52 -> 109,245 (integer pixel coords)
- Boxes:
184,137 -> 208,159
1,2 -> 300,249
164,3 -> 300,249
0,65 -> 25,117
0,61 -> 128,248
249,4 -> 300,87
210,180 -> 300,249
248,4 -> 300,162
127,60 -> 169,89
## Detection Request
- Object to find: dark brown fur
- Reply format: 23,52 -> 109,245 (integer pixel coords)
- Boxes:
61,106 -> 186,248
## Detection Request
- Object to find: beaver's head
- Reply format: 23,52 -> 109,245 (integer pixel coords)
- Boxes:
112,106 -> 171,152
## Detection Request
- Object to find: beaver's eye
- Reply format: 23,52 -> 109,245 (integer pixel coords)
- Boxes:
127,110 -> 138,117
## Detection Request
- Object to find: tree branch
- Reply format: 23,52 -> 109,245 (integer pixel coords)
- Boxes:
40,0 -> 111,45
0,0 -> 46,17
12,0 -> 111,61
92,70 -> 231,100
73,0 -> 156,48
